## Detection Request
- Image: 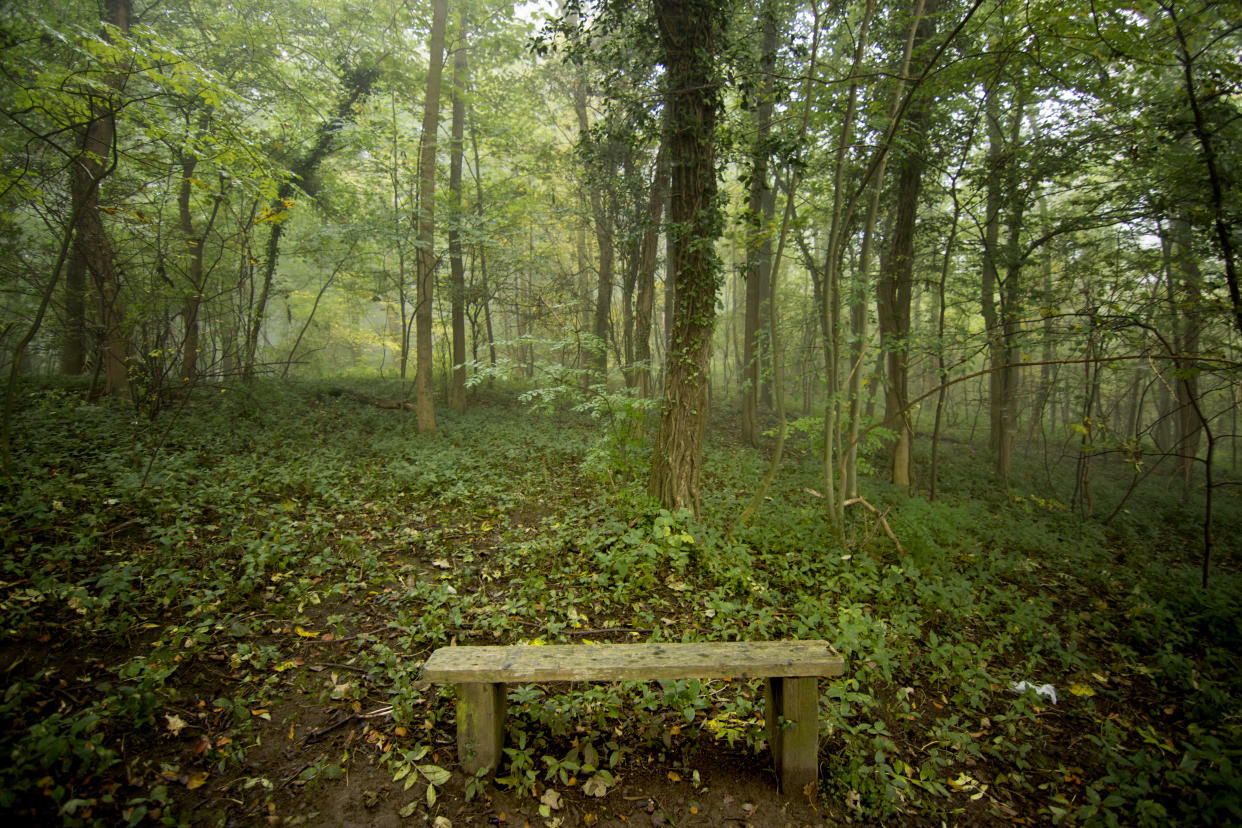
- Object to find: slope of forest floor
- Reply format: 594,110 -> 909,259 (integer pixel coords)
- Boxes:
1,378 -> 1240,827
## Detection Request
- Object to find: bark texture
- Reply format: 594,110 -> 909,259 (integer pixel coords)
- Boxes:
649,0 -> 725,515
415,0 -> 449,432
448,16 -> 469,411
67,0 -> 132,396
741,9 -> 778,446
634,140 -> 668,398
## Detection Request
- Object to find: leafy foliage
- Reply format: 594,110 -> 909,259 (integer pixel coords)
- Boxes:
0,379 -> 1238,824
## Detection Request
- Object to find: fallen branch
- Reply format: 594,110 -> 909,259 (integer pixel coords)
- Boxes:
843,497 -> 906,556
565,627 -> 654,637
299,705 -> 393,745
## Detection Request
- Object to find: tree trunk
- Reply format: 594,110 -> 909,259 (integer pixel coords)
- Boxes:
980,93 -> 1004,467
876,153 -> 922,490
822,0 -> 876,514
467,112 -> 498,371
177,161 -> 206,383
994,96 -> 1030,482
635,139 -> 668,398
68,0 -> 132,397
741,7 -> 778,446
448,15 -> 469,411
874,0 -> 935,490
649,0 -> 725,515
415,0 -> 448,432
573,84 -> 615,380
244,62 -> 377,380
1167,5 -> 1241,339
1169,214 -> 1202,496
176,149 -> 223,384
60,244 -> 87,375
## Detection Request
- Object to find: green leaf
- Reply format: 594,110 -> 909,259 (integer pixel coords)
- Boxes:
417,764 -> 451,786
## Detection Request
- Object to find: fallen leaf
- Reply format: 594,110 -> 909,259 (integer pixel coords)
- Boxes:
165,713 -> 188,735
667,771 -> 681,783
583,775 -> 612,797
185,771 -> 209,790
948,773 -> 978,791
398,801 -> 418,818
433,817 -> 452,828
1068,683 -> 1096,697
432,558 -> 451,569
294,626 -> 320,638
541,788 -> 563,811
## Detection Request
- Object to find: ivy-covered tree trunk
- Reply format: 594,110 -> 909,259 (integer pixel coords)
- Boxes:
243,63 -> 377,380
415,0 -> 448,432
66,0 -> 132,396
649,0 -> 726,515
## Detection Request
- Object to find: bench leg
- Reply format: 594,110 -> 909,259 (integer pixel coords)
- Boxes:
765,676 -> 819,794
456,682 -> 506,775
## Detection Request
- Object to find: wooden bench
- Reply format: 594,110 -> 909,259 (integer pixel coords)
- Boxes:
422,640 -> 845,793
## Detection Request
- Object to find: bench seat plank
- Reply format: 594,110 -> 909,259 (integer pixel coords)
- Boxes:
423,640 -> 844,683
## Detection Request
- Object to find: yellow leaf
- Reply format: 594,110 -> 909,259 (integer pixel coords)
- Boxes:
667,771 -> 681,782
294,626 -> 320,638
1069,683 -> 1096,697
165,713 -> 188,735
186,771 -> 209,790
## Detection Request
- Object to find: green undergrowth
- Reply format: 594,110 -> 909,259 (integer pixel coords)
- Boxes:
1,377 -> 1239,825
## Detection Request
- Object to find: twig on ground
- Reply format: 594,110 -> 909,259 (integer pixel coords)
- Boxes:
843,497 -> 906,556
565,627 -> 654,637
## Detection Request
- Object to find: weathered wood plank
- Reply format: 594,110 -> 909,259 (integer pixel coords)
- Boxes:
423,640 -> 844,683
765,676 -> 820,793
456,682 -> 505,775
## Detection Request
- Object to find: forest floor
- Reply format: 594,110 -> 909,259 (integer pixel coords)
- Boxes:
2,378 -> 1240,827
